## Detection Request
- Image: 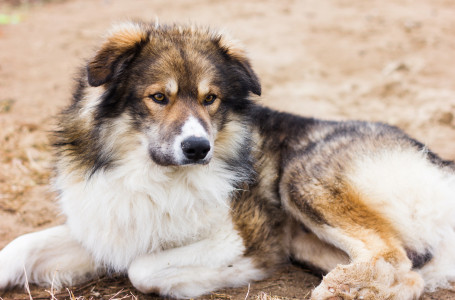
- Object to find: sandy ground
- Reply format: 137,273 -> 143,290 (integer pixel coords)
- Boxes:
1,0 -> 455,299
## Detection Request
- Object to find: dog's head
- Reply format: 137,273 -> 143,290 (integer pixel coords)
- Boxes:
84,21 -> 260,166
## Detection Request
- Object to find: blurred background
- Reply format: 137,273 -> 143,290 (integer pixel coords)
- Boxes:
0,0 -> 454,299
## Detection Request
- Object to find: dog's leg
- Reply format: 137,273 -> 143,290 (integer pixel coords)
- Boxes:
0,225 -> 103,290
290,222 -> 349,275
128,223 -> 266,299
281,167 -> 424,300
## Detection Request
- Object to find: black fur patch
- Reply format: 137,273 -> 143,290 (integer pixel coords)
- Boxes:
406,248 -> 433,269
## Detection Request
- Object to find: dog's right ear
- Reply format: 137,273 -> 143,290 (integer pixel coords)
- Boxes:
87,22 -> 149,87
217,34 -> 262,96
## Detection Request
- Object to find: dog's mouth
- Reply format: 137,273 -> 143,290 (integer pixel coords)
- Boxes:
148,154 -> 213,167
180,156 -> 212,166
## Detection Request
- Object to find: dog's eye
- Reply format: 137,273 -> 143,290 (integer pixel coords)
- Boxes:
204,94 -> 217,105
149,93 -> 168,104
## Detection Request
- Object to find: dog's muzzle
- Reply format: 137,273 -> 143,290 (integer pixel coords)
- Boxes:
181,136 -> 211,161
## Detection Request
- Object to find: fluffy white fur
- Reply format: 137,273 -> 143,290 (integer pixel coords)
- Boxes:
347,148 -> 455,291
55,112 -> 249,270
127,222 -> 264,298
0,226 -> 102,289
129,256 -> 264,298
57,152 -> 242,270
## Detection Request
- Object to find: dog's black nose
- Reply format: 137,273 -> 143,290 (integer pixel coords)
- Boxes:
181,137 -> 211,161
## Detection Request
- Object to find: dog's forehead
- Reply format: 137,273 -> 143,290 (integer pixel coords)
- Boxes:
137,37 -> 219,94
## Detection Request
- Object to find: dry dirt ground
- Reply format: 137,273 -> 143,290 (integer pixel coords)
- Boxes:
1,0 -> 455,299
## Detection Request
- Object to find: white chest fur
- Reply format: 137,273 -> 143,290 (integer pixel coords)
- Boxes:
55,144 -> 241,271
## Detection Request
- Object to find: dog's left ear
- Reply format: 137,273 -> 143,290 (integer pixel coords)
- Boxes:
218,35 -> 262,96
87,22 -> 149,87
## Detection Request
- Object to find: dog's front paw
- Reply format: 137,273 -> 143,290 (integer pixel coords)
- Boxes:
128,254 -> 167,295
0,248 -> 26,290
311,260 -> 424,300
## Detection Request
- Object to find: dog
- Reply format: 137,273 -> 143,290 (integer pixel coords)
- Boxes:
1,21 -> 455,300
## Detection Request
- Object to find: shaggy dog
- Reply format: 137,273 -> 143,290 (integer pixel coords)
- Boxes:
1,22 -> 455,300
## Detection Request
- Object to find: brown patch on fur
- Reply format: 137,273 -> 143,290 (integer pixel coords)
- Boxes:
283,161 -> 409,267
231,186 -> 287,271
230,134 -> 288,271
326,187 -> 407,266
326,185 -> 409,265
160,100 -> 191,130
107,23 -> 148,48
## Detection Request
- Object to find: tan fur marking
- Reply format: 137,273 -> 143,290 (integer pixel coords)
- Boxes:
197,79 -> 221,97
165,101 -> 190,125
197,78 -> 212,97
165,79 -> 178,97
79,86 -> 105,122
213,116 -> 245,158
315,184 -> 407,265
218,34 -> 248,61
107,22 -> 149,49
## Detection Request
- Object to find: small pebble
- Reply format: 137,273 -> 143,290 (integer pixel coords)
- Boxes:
437,111 -> 453,125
